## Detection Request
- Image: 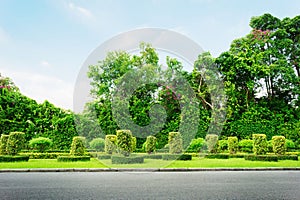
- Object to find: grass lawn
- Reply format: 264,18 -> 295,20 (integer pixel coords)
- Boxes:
0,157 -> 299,169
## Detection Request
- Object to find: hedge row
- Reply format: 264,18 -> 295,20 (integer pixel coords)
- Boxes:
111,155 -> 144,164
20,153 -> 69,159
143,154 -> 163,159
162,154 -> 192,161
98,155 -> 112,160
0,155 -> 29,162
205,154 -> 229,159
244,155 -> 278,162
57,156 -> 90,162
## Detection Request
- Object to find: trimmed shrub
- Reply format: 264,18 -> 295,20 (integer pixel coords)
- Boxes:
0,134 -> 9,155
228,137 -> 238,154
267,140 -> 273,153
0,155 -> 29,162
105,135 -> 117,154
285,139 -> 296,152
131,136 -> 137,152
217,140 -> 228,153
57,156 -> 90,162
111,155 -> 144,164
6,132 -> 25,155
162,154 -> 192,161
238,139 -> 253,153
169,132 -> 183,154
70,136 -> 86,156
205,154 -> 229,159
228,154 -> 245,158
277,155 -> 298,161
244,155 -> 278,162
187,138 -> 206,153
205,134 -> 218,153
20,152 -> 69,159
145,136 -> 157,154
143,154 -> 162,159
252,134 -> 267,155
89,138 -> 105,152
116,130 -> 133,156
98,155 -> 112,160
272,136 -> 286,155
29,137 -> 53,152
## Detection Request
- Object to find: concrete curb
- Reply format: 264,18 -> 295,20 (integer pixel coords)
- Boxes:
0,167 -> 300,173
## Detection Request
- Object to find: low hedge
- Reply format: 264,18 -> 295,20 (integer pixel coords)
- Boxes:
244,155 -> 278,162
20,153 -> 69,159
162,154 -> 192,161
277,155 -> 298,161
0,155 -> 29,162
228,154 -> 245,158
111,155 -> 144,164
143,154 -> 163,159
205,154 -> 229,159
98,155 -> 112,160
57,156 -> 91,162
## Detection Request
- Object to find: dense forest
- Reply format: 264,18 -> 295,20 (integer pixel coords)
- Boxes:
1,13 -> 299,150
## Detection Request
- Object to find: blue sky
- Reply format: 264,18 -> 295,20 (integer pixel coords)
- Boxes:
1,0 -> 299,110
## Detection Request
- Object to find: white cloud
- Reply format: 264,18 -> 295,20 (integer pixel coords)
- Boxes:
68,2 -> 92,18
40,60 -> 51,68
1,68 -> 73,110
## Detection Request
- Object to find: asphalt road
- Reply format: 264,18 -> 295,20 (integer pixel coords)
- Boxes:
0,171 -> 299,200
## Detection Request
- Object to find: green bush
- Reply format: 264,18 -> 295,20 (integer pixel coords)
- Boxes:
162,154 -> 192,161
205,154 -> 229,159
169,132 -> 183,154
272,136 -> 286,155
145,136 -> 157,154
238,139 -> 253,153
187,138 -> 206,153
228,154 -> 245,158
21,152 -> 69,159
105,135 -> 117,154
70,136 -> 86,156
217,139 -> 228,153
0,134 -> 9,155
57,156 -> 90,162
285,139 -> 296,151
244,155 -> 278,162
131,136 -> 137,152
6,132 -> 25,155
89,138 -> 105,152
205,134 -> 218,153
98,155 -> 112,160
143,154 -> 162,159
228,137 -> 238,154
29,137 -> 53,152
267,140 -> 273,153
111,155 -> 144,164
0,155 -> 29,162
252,134 -> 267,155
277,155 -> 298,161
116,130 -> 133,156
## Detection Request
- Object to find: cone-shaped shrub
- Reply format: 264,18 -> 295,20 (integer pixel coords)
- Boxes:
116,130 -> 133,157
145,135 -> 157,154
70,136 -> 86,156
169,132 -> 183,154
228,137 -> 238,154
253,134 -> 267,155
272,136 -> 286,155
105,135 -> 117,154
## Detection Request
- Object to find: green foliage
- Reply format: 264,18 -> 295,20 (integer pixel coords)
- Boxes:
21,152 -> 69,159
272,136 -> 286,155
168,132 -> 183,154
0,134 -> 9,155
145,136 -> 157,154
252,134 -> 268,155
6,132 -> 25,155
89,138 -> 105,152
217,139 -> 228,153
162,154 -> 192,160
228,137 -> 238,154
70,136 -> 86,156
244,155 -> 278,162
143,154 -> 162,159
116,130 -> 133,156
131,136 -> 137,152
205,154 -> 229,159
277,155 -> 298,161
187,138 -> 206,153
105,135 -> 117,154
238,139 -> 253,153
0,155 -> 29,162
98,155 -> 112,159
57,156 -> 90,162
29,137 -> 53,152
285,139 -> 296,151
111,155 -> 144,164
205,134 -> 218,153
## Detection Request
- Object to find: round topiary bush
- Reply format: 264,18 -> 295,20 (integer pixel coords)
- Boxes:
238,139 -> 253,153
217,139 -> 228,153
105,135 -> 117,154
187,138 -> 206,153
89,138 -> 105,152
145,135 -> 157,154
0,134 -> 9,155
169,132 -> 183,154
285,139 -> 295,152
116,130 -> 133,157
6,132 -> 25,156
29,137 -> 53,152
70,136 -> 86,156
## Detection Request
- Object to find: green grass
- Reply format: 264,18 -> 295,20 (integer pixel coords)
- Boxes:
0,157 -> 299,169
